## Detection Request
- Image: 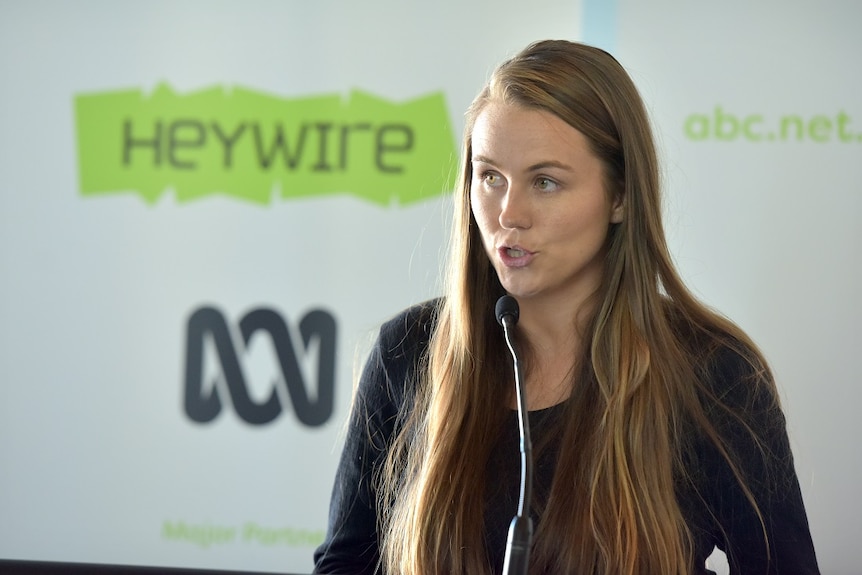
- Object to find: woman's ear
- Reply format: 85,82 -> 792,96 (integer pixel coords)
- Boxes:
610,193 -> 624,224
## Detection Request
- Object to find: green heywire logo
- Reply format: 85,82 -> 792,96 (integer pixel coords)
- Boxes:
74,84 -> 458,205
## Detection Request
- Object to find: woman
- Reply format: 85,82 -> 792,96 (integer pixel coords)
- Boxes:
313,40 -> 819,574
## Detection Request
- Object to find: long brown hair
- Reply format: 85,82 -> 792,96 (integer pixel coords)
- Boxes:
378,40 -> 778,574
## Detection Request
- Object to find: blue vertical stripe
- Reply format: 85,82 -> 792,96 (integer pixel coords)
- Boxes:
583,0 -> 617,51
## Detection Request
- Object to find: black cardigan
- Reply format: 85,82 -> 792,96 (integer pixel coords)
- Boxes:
313,300 -> 819,574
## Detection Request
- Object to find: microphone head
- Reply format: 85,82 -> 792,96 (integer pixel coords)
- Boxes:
495,295 -> 520,326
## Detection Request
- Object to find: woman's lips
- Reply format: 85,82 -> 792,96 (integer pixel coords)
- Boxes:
497,245 -> 535,268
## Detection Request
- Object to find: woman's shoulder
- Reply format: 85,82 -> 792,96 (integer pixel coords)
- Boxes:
660,304 -> 783,442
696,336 -> 777,411
678,323 -> 786,460
663,302 -> 775,403
375,297 -> 441,360
356,298 -> 441,409
379,297 -> 441,337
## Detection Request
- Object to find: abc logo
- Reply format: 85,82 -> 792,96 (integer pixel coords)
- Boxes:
183,306 -> 336,426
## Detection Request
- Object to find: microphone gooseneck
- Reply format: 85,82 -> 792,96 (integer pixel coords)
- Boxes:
495,295 -> 533,575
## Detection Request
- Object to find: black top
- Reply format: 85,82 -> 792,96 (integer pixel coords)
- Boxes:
313,301 -> 820,574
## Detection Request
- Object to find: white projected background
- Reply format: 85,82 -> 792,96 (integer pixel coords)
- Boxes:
0,1 -> 858,574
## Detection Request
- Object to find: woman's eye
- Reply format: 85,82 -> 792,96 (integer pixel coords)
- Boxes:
536,177 -> 559,192
482,172 -> 503,187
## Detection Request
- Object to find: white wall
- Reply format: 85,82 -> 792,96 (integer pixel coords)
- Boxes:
0,1 -> 581,573
617,2 -> 861,572
1,1 -> 857,573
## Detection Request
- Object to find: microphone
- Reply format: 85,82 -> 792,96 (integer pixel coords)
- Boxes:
495,295 -> 533,575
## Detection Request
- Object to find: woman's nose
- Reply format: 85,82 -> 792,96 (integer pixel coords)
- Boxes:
499,186 -> 532,230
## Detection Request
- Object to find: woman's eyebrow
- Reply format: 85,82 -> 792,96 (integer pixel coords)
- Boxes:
525,160 -> 573,172
471,155 -> 496,166
471,156 -> 573,173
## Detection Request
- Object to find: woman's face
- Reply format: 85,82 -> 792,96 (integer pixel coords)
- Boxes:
470,101 -> 623,306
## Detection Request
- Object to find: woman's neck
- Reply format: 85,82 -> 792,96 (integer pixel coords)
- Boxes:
512,294 -> 594,410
